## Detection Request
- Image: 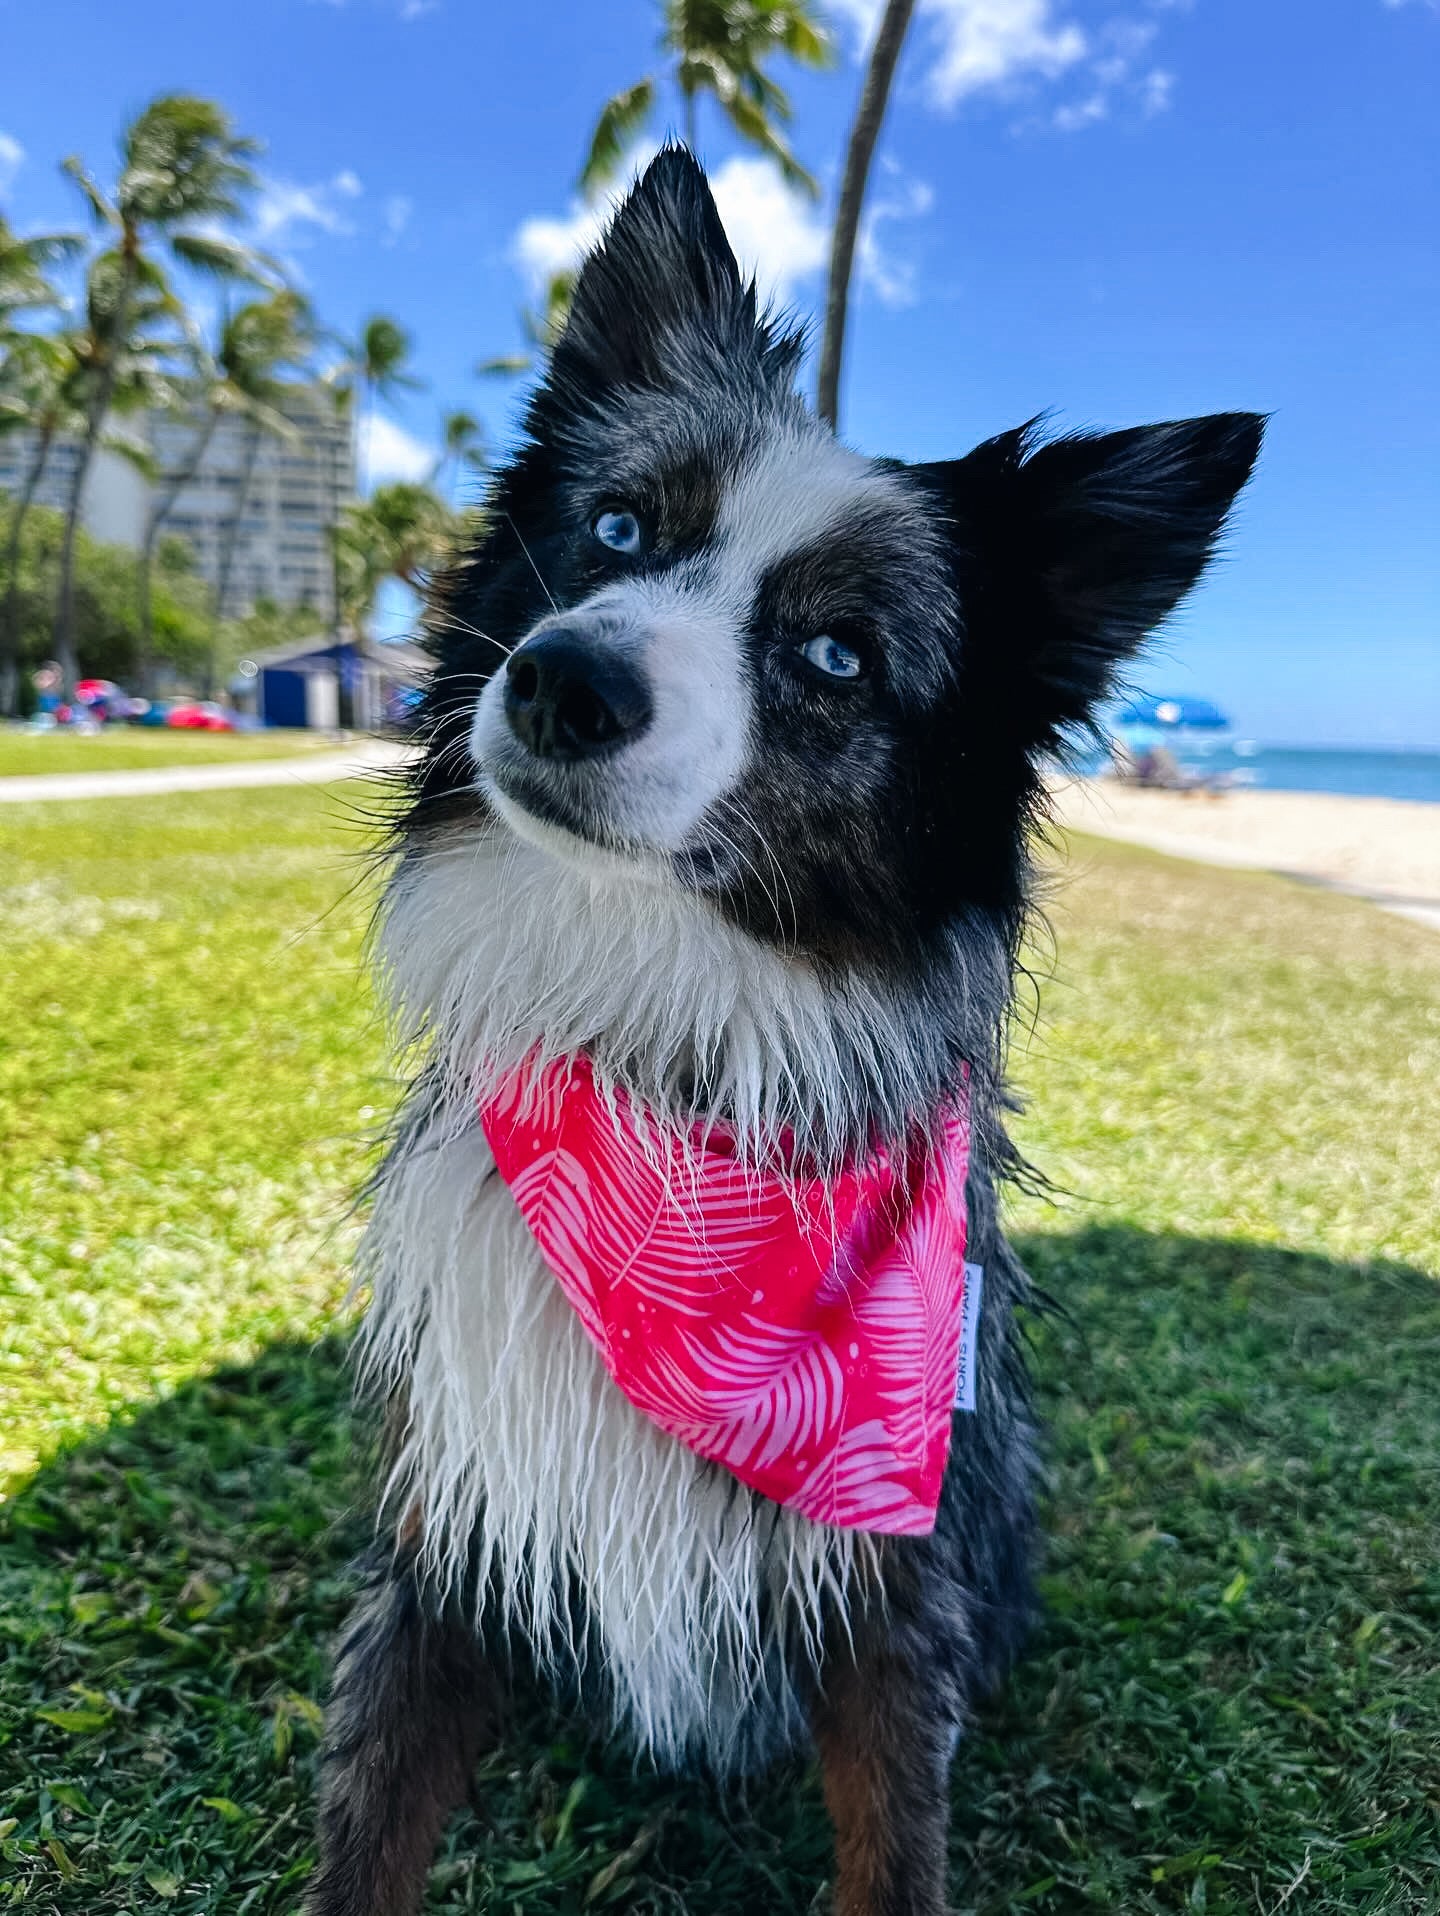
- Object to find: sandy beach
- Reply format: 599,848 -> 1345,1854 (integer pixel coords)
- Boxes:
1051,777 -> 1440,931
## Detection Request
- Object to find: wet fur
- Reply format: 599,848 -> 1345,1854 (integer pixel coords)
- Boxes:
310,147 -> 1262,1915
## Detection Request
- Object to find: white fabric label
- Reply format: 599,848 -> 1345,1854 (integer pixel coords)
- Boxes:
954,1262 -> 984,1412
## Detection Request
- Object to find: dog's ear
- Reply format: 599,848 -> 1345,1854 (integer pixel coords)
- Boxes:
915,412 -> 1265,747
544,145 -> 799,405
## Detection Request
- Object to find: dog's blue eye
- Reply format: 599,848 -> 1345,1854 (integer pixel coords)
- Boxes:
799,635 -> 865,681
593,508 -> 644,555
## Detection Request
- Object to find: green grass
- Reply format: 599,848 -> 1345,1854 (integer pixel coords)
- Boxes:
0,791 -> 1437,1913
0,730 -> 337,777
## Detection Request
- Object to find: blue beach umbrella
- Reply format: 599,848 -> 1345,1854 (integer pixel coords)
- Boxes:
1118,695 -> 1231,730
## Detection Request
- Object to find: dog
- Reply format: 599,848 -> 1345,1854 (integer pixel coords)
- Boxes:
306,147 -> 1262,1916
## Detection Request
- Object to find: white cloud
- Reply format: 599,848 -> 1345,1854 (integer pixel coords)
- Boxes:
834,1 -> 1183,129
1053,91 -> 1108,130
709,157 -> 830,304
360,412 -> 436,488
925,0 -> 1086,104
833,0 -> 1086,106
513,152 -> 928,315
1139,67 -> 1175,114
857,173 -> 935,306
382,194 -> 413,246
255,171 -> 364,244
0,131 -> 24,196
1050,17 -> 1174,130
512,198 -> 612,295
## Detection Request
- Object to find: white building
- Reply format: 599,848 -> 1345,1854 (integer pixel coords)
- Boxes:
0,384 -> 354,622
0,434 -> 149,549
155,386 -> 353,620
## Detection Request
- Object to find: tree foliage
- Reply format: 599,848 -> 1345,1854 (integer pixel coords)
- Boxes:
0,496 -> 215,685
580,0 -> 833,196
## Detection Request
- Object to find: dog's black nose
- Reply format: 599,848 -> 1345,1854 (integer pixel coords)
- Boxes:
504,627 -> 653,761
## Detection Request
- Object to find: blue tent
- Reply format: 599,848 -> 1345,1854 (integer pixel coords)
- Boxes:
1118,695 -> 1231,730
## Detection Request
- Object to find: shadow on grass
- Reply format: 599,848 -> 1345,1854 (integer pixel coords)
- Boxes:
2,1226 -> 1437,1915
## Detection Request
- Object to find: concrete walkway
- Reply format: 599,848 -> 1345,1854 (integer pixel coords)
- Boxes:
0,740 -> 413,804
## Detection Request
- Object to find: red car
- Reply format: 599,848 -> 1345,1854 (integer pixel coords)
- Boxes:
164,701 -> 236,732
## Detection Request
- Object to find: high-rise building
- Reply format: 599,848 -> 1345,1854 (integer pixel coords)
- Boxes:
155,386 -> 353,620
0,435 -> 150,548
0,383 -> 355,622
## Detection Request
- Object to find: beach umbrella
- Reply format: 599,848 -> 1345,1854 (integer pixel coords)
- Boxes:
1118,695 -> 1231,730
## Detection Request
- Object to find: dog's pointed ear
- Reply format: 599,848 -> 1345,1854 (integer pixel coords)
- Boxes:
545,145 -> 799,404
916,412 -> 1265,745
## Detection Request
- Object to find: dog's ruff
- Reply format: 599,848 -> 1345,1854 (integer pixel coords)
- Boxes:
360,833 -> 894,1768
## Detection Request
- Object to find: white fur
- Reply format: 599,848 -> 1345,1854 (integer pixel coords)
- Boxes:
360,831 -> 922,1767
715,427 -> 910,575
376,830 -> 930,1159
359,1100 -> 871,1769
469,569 -> 752,852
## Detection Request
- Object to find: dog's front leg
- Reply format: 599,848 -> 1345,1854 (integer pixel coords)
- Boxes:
307,1551 -> 498,1916
812,1635 -> 961,1916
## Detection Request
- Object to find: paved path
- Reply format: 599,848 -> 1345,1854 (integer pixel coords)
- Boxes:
0,740 -> 413,804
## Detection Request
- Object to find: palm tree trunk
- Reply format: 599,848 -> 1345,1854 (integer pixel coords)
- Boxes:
1,418 -> 57,718
206,421 -> 262,699
359,377 -> 373,501
816,0 -> 916,431
138,408 -> 219,697
54,249 -> 140,691
52,435 -> 95,698
330,404 -> 347,644
683,90 -> 698,152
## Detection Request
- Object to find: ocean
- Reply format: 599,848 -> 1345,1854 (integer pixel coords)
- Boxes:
1082,745 -> 1440,805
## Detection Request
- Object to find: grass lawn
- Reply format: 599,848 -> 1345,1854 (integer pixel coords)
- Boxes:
1,787 -> 1437,1914
0,730 -> 338,778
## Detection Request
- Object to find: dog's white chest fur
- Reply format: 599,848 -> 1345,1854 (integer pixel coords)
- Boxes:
360,1102 -> 862,1769
358,835 -> 897,1767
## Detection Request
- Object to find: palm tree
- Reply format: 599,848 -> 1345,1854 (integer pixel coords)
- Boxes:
0,321 -> 160,710
815,0 -> 916,430
345,314 -> 422,499
321,376 -> 355,647
0,221 -> 79,712
435,408 -> 487,503
0,334 -> 81,714
581,0 -> 833,197
138,290 -> 312,694
53,93 -> 267,684
0,214 -> 84,330
334,480 -> 457,640
205,290 -> 315,694
320,315 -> 422,655
476,269 -> 577,384
42,250 -> 180,691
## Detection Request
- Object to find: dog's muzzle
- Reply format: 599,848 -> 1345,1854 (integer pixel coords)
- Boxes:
504,625 -> 653,762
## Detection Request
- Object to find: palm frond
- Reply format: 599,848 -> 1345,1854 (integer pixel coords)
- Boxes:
580,79 -> 657,194
60,156 -> 119,229
476,353 -> 533,380
170,231 -> 279,286
721,92 -> 819,196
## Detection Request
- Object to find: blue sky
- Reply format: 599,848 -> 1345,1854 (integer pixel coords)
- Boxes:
2,0 -> 1436,746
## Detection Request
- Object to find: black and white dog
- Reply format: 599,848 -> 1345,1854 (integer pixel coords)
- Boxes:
308,149 -> 1261,1916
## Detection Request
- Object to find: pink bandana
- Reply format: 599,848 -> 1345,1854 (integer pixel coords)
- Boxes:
479,1055 -> 972,1535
